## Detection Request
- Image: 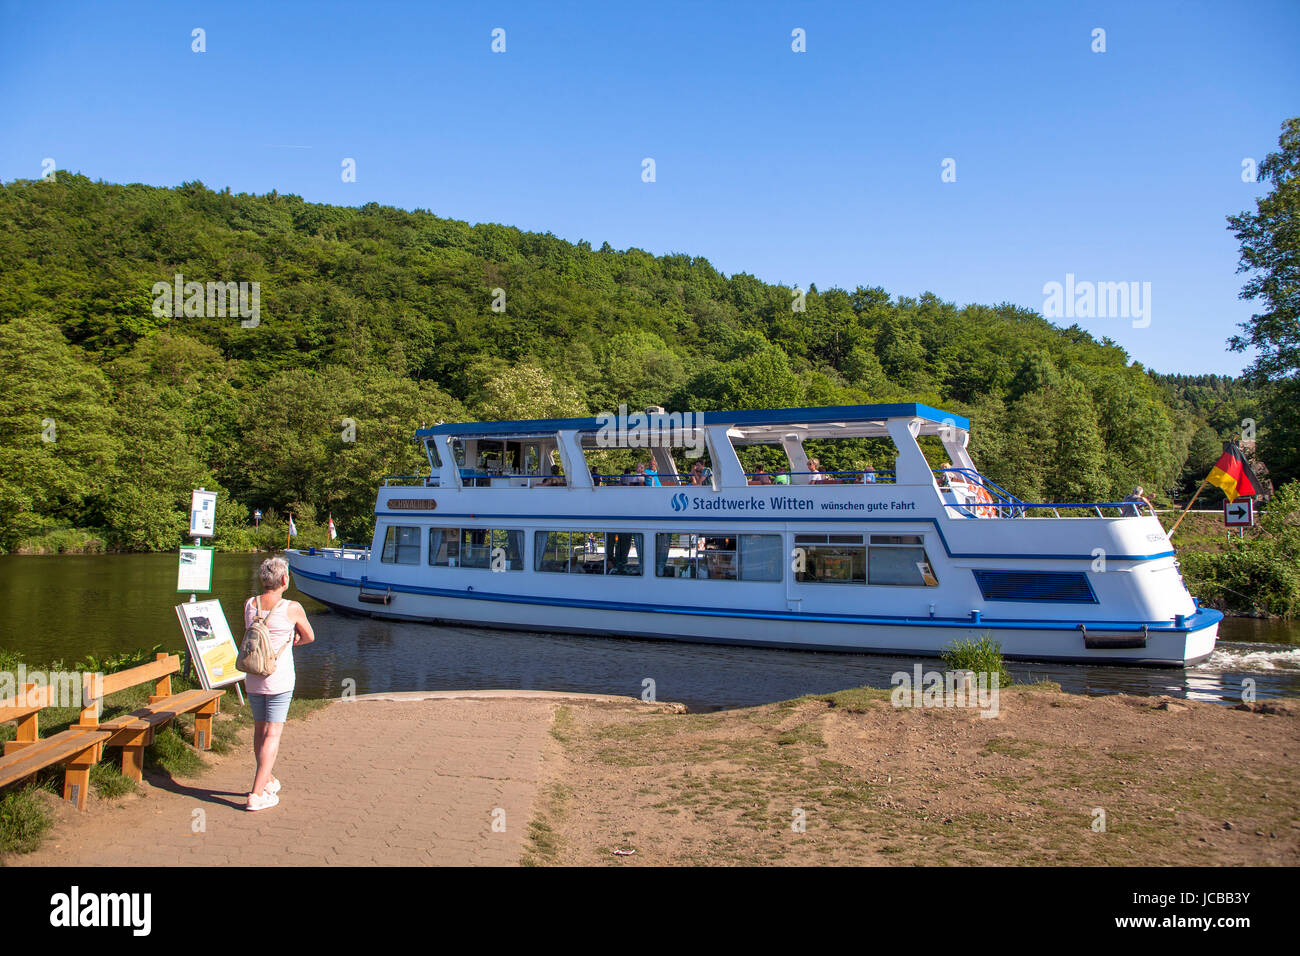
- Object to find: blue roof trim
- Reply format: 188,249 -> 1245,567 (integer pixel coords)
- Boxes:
415,403 -> 970,438
371,511 -> 1178,563
289,564 -> 1222,635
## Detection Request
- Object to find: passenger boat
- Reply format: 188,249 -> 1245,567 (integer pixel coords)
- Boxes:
285,403 -> 1220,666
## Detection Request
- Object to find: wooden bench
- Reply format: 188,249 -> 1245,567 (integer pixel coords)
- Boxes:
76,653 -> 225,783
1,683 -> 111,810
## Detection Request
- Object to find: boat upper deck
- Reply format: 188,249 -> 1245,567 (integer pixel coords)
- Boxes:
385,404 -> 1155,520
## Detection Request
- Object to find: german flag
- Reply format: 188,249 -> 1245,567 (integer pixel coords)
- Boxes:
1206,442 -> 1259,502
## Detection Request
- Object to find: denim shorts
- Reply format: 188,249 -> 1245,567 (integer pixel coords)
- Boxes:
250,690 -> 293,723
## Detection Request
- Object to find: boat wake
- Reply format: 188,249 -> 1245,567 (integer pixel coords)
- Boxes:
1197,642 -> 1300,672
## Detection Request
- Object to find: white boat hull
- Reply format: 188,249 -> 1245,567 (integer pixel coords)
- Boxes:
287,559 -> 1219,667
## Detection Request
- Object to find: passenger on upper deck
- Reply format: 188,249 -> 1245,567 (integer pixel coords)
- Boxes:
862,461 -> 877,484
540,466 -> 566,487
807,458 -> 832,484
642,459 -> 662,487
1122,486 -> 1154,516
688,461 -> 712,486
749,467 -> 773,485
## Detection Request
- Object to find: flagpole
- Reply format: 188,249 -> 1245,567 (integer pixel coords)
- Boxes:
286,512 -> 292,551
1168,478 -> 1209,538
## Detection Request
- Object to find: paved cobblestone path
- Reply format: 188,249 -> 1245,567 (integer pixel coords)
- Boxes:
12,696 -> 560,866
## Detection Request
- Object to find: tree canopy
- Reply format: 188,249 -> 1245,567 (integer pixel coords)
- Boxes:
0,174 -> 1263,550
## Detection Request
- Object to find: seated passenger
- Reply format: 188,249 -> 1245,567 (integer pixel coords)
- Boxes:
540,466 -> 566,486
862,461 -> 877,484
749,467 -> 773,485
688,460 -> 712,486
642,459 -> 662,487
807,457 -> 832,484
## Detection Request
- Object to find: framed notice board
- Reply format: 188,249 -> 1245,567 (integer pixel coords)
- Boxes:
175,599 -> 245,691
177,545 -> 214,592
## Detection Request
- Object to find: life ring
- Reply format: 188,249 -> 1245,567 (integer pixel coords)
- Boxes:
974,484 -> 996,518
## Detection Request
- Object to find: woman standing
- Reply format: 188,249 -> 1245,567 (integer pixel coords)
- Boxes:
243,556 -> 314,811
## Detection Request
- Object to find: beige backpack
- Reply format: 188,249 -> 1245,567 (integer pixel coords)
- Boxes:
238,598 -> 290,677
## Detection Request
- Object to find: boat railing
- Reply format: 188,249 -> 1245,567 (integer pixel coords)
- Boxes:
303,545 -> 371,558
942,500 -> 1157,519
590,469 -> 899,486
383,475 -> 440,487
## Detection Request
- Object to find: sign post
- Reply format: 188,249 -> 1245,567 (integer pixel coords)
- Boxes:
177,488 -> 243,702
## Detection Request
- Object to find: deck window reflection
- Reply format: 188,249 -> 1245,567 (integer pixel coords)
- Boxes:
534,531 -> 644,575
794,534 -> 866,584
429,527 -> 524,570
380,525 -> 422,565
655,533 -> 782,581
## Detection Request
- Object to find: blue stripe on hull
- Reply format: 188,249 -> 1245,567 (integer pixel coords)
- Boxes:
301,591 -> 1211,669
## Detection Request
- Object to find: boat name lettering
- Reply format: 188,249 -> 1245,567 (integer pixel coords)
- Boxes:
388,498 -> 437,510
669,495 -> 917,512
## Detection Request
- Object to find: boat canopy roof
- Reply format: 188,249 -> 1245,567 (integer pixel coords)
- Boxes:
416,403 -> 969,442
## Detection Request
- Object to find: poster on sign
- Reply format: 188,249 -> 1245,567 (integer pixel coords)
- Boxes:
175,599 -> 244,690
177,545 -> 214,592
190,489 -> 218,538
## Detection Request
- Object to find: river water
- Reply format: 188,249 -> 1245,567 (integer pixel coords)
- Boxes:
1,553 -> 1296,711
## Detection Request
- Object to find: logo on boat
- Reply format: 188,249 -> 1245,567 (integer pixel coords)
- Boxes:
670,492 -> 690,512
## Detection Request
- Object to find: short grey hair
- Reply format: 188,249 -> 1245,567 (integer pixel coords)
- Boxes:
258,556 -> 290,591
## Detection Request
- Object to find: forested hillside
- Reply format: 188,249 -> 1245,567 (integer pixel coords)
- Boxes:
0,175 -> 1260,551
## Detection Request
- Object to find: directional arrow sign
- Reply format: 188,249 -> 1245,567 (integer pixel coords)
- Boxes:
1224,498 -> 1254,527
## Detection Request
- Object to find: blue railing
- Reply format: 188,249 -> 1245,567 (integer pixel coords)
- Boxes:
383,475 -> 439,486
942,500 -> 1156,519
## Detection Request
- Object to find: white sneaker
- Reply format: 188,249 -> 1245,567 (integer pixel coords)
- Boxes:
266,776 -> 281,795
246,790 -> 279,812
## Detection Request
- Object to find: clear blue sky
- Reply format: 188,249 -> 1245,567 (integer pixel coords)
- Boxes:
2,0 -> 1296,376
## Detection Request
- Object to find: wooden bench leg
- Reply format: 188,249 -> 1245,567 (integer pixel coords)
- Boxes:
120,729 -> 148,782
194,700 -> 220,751
63,751 -> 96,810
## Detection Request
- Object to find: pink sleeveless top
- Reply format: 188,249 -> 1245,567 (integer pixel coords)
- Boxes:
243,597 -> 296,695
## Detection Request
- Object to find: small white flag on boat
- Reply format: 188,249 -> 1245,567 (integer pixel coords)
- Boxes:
328,515 -> 337,540
289,515 -> 298,538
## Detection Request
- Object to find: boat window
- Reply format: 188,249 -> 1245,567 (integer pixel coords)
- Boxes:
429,527 -> 524,570
870,534 -> 923,546
796,534 -> 938,586
655,533 -> 781,581
738,534 -> 783,581
534,531 -> 644,575
868,542 -> 939,587
795,540 -> 866,584
380,526 -> 422,565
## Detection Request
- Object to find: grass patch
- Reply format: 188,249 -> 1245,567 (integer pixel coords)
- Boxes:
983,737 -> 1045,759
144,725 -> 205,778
819,686 -> 894,713
90,762 -> 138,799
0,787 -> 52,856
942,634 -> 1013,688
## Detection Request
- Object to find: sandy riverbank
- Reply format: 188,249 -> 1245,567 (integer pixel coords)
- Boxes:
6,685 -> 1297,866
525,684 -> 1300,866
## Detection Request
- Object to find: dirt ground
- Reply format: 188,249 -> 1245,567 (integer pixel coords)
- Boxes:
524,684 -> 1300,866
